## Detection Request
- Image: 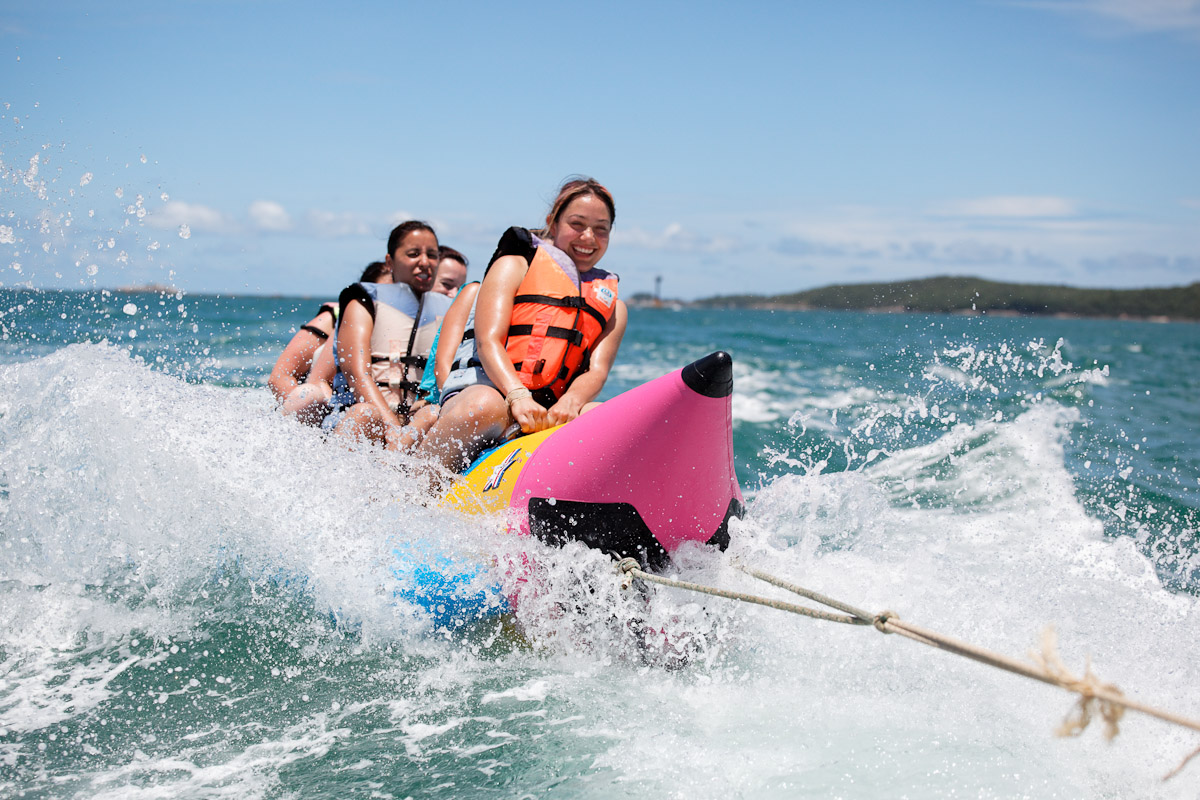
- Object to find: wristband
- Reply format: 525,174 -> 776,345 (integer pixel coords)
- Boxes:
505,387 -> 533,409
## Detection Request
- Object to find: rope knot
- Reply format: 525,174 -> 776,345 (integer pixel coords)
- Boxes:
1030,626 -> 1125,741
874,610 -> 897,633
615,557 -> 641,590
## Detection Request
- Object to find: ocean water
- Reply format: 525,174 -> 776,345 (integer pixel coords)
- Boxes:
1,287 -> 1199,799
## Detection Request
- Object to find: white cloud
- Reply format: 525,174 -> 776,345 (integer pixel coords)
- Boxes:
305,209 -> 375,238
146,200 -> 234,233
939,196 -> 1078,218
940,240 -> 1015,265
248,200 -> 292,232
147,201 -> 385,239
614,223 -> 738,254
748,199 -> 1200,290
1011,0 -> 1200,37
1082,252 -> 1200,274
384,210 -> 417,228
771,236 -> 881,259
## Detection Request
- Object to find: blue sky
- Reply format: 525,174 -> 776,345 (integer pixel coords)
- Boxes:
2,0 -> 1199,300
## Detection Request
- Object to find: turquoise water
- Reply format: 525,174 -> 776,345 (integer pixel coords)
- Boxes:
1,287 -> 1199,798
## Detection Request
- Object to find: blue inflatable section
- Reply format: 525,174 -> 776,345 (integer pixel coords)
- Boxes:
389,541 -> 509,629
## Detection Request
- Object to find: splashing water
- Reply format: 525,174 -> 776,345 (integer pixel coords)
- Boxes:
0,305 -> 1197,798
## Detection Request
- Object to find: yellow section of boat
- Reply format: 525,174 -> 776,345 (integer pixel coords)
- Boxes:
442,427 -> 558,516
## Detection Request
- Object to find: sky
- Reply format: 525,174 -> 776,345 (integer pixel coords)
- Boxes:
2,0 -> 1199,300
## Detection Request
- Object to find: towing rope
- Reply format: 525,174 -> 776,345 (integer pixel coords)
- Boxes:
614,557 -> 1200,781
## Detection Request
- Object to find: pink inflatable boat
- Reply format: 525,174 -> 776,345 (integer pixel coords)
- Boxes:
394,352 -> 744,627
446,351 -> 744,570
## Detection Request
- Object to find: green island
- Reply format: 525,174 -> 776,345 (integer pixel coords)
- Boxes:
631,276 -> 1200,321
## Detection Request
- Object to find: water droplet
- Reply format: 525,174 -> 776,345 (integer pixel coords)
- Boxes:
123,303 -> 138,315
178,224 -> 191,239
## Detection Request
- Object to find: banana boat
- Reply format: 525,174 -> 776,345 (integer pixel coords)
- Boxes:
392,351 -> 744,628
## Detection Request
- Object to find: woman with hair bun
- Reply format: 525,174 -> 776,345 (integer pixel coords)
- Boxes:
418,177 -> 627,471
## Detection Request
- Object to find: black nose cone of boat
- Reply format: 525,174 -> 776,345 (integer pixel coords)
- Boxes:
681,351 -> 733,398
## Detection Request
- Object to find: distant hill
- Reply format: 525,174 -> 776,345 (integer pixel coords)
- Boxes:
689,276 -> 1200,321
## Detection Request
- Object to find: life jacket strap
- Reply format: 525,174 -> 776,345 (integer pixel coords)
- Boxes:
506,324 -> 584,347
315,304 -> 338,324
371,354 -> 427,368
452,353 -> 482,372
300,324 -> 329,340
514,293 -> 583,309
513,293 -> 607,328
376,378 -> 422,392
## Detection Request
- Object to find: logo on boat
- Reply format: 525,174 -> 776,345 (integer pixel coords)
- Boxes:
483,449 -> 522,492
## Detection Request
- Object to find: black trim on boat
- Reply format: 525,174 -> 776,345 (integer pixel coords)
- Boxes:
682,351 -> 734,399
527,493 -> 745,573
704,497 -> 744,552
527,498 -> 671,572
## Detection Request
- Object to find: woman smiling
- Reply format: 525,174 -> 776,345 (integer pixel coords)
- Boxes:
417,178 -> 627,471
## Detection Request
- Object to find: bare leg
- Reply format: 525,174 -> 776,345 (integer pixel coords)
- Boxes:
281,382 -> 333,427
390,403 -> 441,452
415,384 -> 510,472
334,402 -> 390,447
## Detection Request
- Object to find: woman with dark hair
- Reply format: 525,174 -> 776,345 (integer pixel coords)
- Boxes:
431,246 -> 469,297
271,260 -> 388,426
333,221 -> 452,448
417,177 -> 626,471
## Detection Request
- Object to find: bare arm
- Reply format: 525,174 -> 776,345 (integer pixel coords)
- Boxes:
544,299 -> 627,427
473,255 -> 547,432
337,299 -> 402,426
434,282 -> 481,390
267,310 -> 335,400
306,338 -> 336,386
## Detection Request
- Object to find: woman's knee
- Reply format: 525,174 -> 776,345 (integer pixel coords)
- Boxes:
335,402 -> 386,442
419,388 -> 505,468
282,383 -> 333,425
449,386 -> 507,424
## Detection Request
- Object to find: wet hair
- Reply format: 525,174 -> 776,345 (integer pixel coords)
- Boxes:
386,220 -> 437,259
438,245 -> 469,268
534,176 -> 615,238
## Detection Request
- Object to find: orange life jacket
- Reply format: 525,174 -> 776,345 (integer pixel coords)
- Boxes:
506,246 -> 619,400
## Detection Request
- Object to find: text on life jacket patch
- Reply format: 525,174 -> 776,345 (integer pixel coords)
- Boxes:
592,285 -> 616,308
